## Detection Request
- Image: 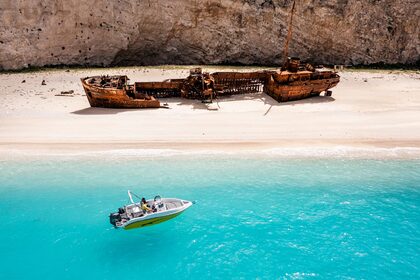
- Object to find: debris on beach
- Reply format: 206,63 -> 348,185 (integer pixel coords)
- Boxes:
41,80 -> 46,85
54,94 -> 74,97
21,80 -> 25,83
55,90 -> 75,97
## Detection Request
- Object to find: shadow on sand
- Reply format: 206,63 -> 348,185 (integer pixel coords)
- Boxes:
71,107 -> 160,115
177,93 -> 335,112
220,93 -> 335,106
175,98 -> 213,110
71,94 -> 335,115
278,95 -> 336,106
216,93 -> 335,115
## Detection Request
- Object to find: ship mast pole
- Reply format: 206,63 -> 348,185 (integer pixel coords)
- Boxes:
283,0 -> 296,64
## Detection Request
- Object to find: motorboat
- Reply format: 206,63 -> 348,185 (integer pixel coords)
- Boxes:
109,191 -> 193,230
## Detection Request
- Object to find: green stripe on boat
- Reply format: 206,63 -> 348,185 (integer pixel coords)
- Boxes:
124,212 -> 183,230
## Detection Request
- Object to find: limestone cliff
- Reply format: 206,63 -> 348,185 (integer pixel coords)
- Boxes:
0,0 -> 418,70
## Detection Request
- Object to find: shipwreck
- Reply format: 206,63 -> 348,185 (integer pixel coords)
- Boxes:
81,1 -> 340,109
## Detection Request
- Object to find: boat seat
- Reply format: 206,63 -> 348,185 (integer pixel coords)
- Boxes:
132,212 -> 144,218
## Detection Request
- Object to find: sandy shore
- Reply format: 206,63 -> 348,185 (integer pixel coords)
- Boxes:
0,66 -> 419,157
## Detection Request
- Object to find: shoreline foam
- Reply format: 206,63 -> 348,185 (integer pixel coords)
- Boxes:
2,142 -> 420,160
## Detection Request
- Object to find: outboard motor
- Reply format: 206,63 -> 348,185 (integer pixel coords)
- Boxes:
109,212 -> 121,227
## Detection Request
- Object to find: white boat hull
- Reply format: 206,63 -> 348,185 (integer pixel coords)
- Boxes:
110,197 -> 193,230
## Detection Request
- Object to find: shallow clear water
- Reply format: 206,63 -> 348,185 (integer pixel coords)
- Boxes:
0,156 -> 419,279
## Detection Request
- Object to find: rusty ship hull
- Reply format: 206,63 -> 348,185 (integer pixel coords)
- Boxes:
265,70 -> 340,102
81,76 -> 160,108
80,61 -> 339,109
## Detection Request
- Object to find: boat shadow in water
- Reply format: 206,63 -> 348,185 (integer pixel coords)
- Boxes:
99,226 -> 178,264
71,107 -> 160,115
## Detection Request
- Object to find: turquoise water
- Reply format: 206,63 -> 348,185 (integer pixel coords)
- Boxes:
0,156 -> 419,279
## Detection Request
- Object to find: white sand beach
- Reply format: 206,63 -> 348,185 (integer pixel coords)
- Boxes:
0,67 -> 419,157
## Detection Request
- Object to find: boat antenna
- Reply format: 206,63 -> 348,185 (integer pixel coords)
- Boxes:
127,190 -> 135,204
283,0 -> 296,64
127,190 -> 143,203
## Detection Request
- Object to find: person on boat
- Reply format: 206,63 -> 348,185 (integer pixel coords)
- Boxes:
141,198 -> 152,213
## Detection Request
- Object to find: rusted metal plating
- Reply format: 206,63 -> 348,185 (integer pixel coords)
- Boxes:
81,59 -> 339,108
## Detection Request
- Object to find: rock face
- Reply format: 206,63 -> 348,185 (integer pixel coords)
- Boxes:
0,0 -> 418,70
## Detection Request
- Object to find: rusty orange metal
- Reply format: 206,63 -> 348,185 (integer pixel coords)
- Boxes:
81,61 -> 339,109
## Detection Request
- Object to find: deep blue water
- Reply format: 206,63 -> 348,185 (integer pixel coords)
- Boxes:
0,156 -> 419,279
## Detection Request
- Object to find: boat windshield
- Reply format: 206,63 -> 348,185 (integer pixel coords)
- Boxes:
165,201 -> 183,210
